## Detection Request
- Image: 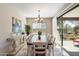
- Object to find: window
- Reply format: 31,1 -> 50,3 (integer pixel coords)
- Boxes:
32,23 -> 46,29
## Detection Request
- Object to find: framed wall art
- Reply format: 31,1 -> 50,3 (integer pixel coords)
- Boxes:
12,17 -> 22,34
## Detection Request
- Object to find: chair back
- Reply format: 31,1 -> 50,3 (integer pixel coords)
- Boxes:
33,42 -> 48,56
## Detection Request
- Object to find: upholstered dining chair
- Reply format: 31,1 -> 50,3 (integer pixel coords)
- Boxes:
49,36 -> 55,56
47,34 -> 55,56
26,34 -> 34,56
33,42 -> 48,56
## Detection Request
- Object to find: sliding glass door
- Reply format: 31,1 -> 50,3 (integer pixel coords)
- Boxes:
62,18 -> 79,56
57,17 -> 63,46
57,17 -> 79,56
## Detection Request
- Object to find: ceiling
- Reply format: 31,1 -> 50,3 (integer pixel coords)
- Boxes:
15,3 -> 72,17
1,3 -> 71,17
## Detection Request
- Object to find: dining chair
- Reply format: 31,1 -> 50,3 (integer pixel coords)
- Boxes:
33,42 -> 48,56
47,35 -> 55,56
50,37 -> 55,56
26,34 -> 34,56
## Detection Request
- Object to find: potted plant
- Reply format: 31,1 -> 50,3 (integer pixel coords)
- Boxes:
21,32 -> 25,35
25,25 -> 31,36
38,31 -> 42,40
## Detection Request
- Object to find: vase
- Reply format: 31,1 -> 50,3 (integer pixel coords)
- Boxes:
38,35 -> 41,40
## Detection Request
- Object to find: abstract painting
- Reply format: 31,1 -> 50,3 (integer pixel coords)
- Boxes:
12,17 -> 22,34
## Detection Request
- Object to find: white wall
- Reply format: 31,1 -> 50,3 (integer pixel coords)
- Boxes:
52,17 -> 61,45
0,4 -> 26,52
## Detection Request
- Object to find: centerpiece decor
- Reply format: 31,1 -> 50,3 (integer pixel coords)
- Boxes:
38,31 -> 42,40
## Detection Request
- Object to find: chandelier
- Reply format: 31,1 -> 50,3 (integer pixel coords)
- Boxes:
34,10 -> 44,23
32,10 -> 46,29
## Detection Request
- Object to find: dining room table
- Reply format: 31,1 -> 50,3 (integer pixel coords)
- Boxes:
27,34 -> 54,56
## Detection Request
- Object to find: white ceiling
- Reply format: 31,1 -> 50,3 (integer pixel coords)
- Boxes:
15,3 -> 65,17
7,3 -> 72,17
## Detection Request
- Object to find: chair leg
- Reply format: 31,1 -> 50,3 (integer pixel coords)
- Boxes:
52,45 -> 54,56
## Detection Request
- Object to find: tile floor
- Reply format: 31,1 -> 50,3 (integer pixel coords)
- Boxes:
16,43 -> 69,56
